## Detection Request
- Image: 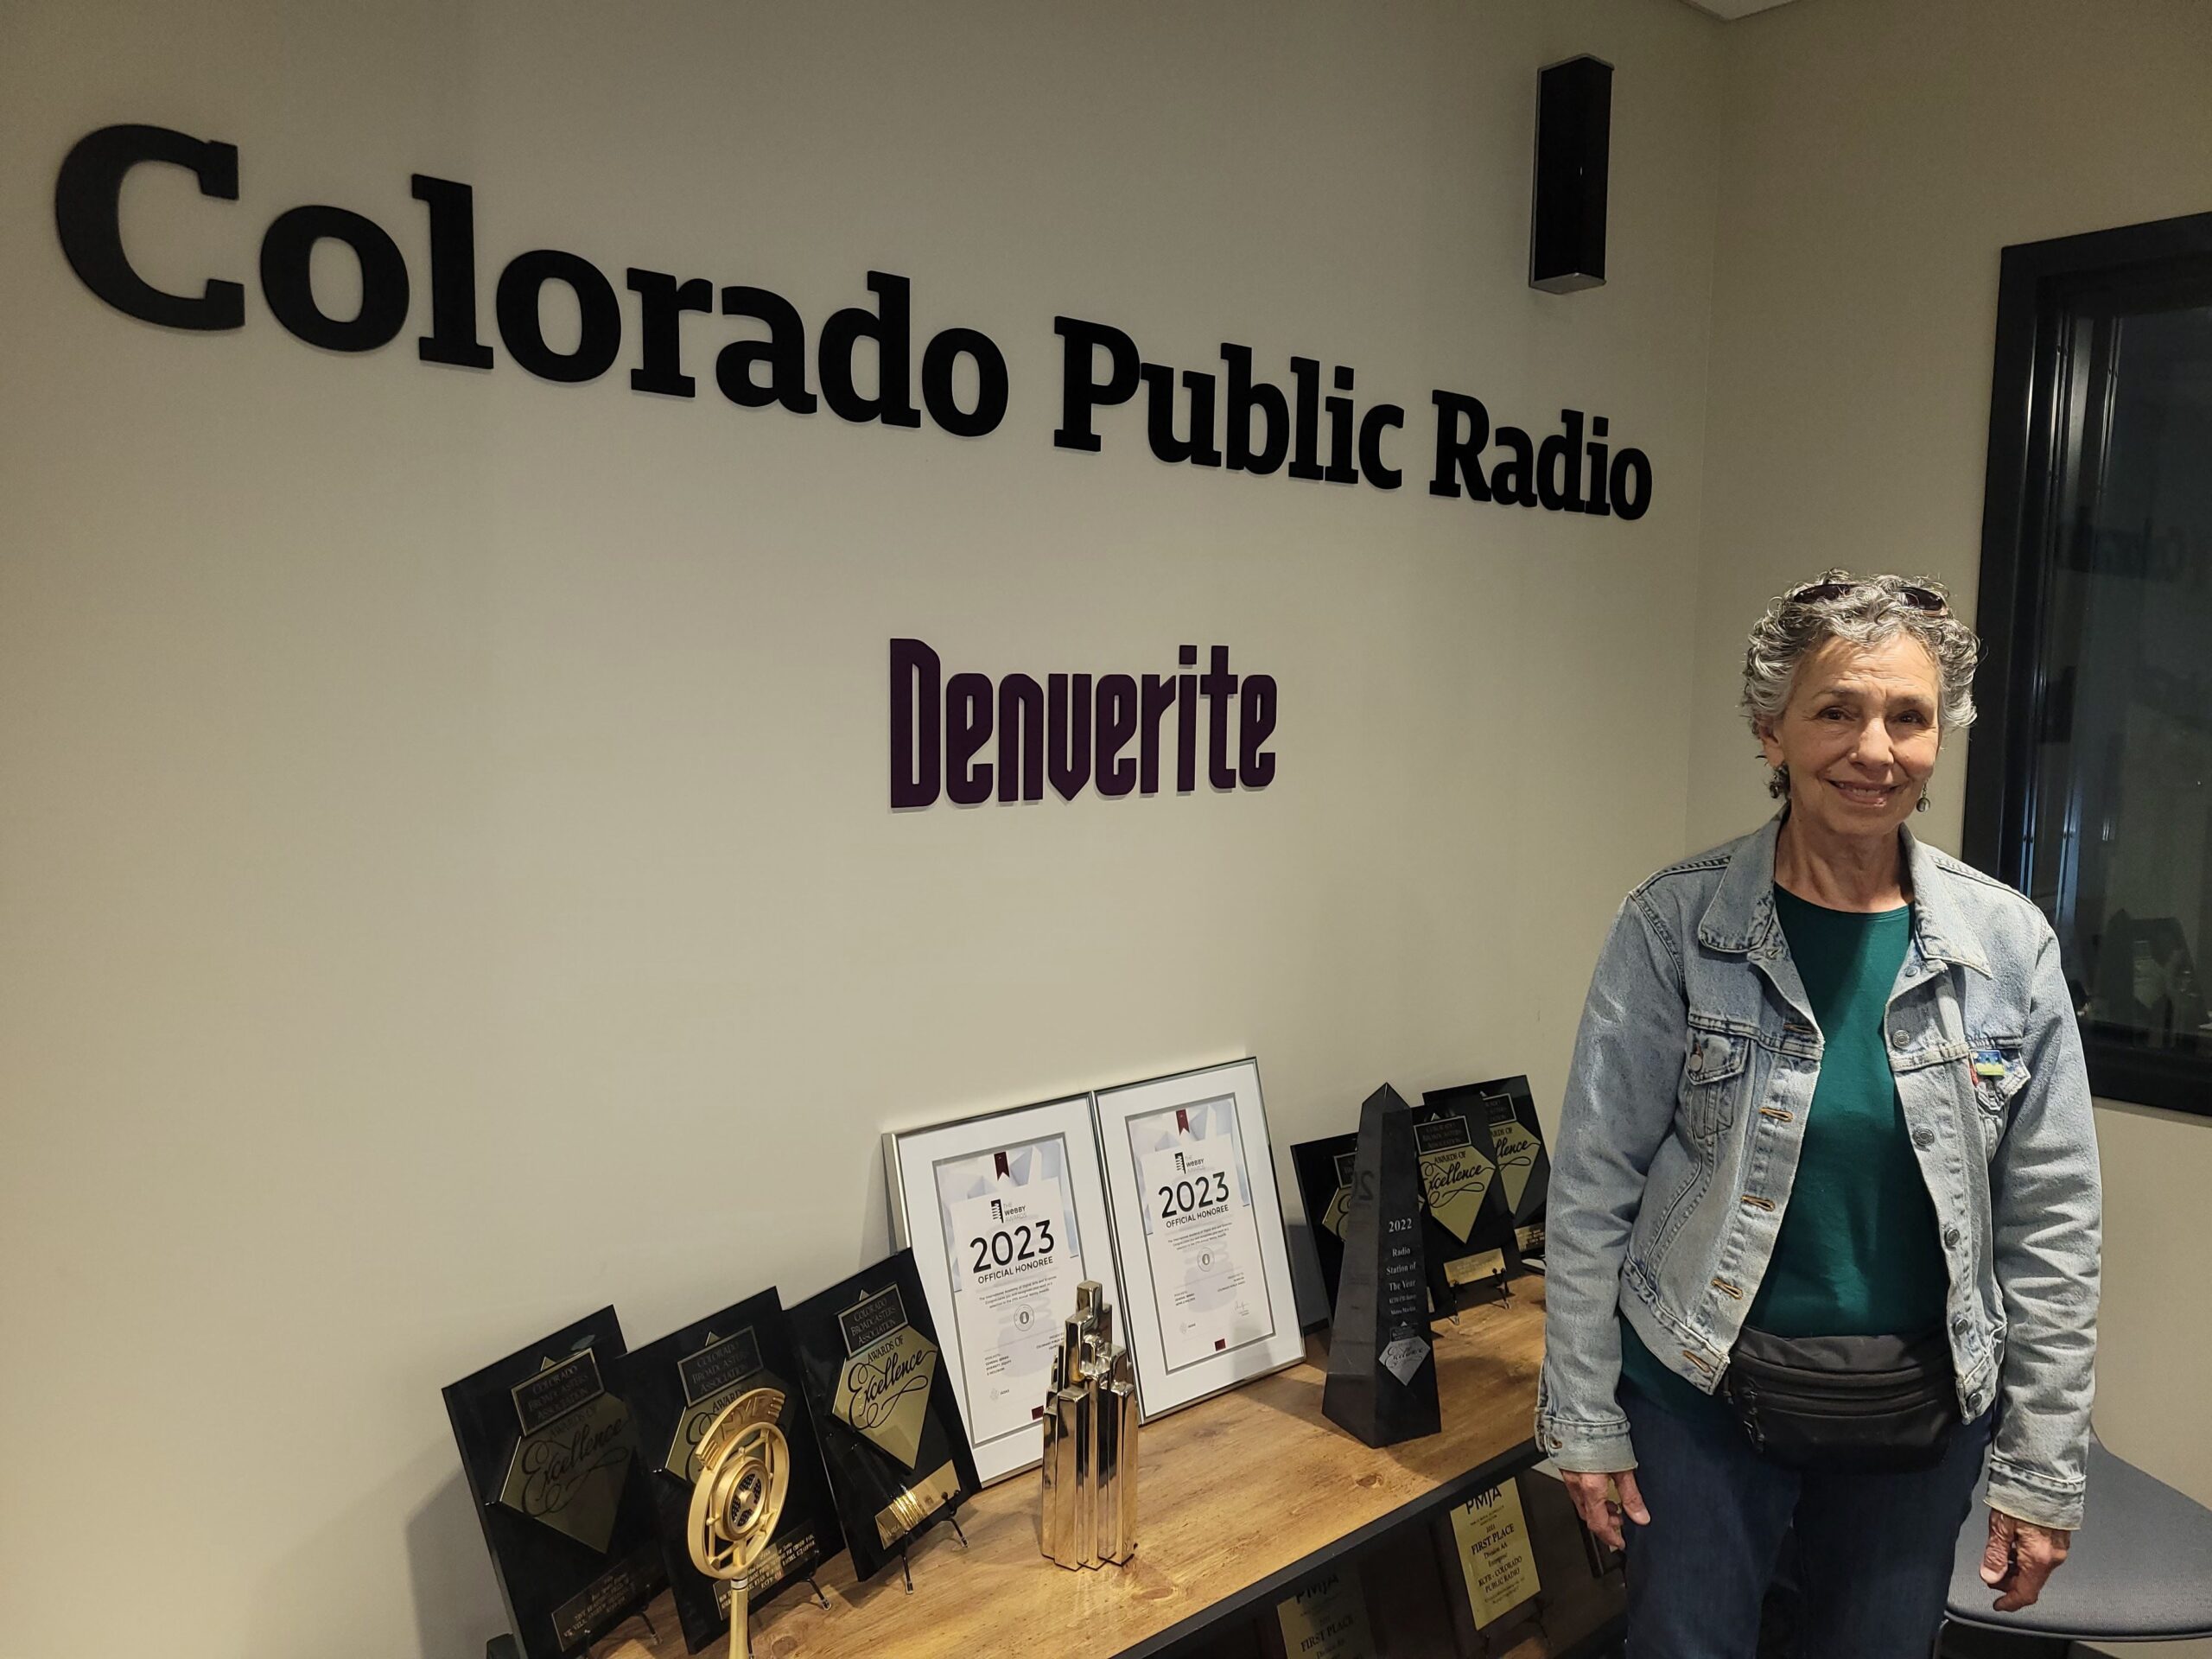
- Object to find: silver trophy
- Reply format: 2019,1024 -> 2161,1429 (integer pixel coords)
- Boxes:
1039,1280 -> 1139,1569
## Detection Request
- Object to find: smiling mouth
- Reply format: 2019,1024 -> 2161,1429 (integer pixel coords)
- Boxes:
1827,780 -> 1898,804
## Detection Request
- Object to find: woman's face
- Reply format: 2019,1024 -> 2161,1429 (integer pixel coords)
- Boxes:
1758,632 -> 1943,843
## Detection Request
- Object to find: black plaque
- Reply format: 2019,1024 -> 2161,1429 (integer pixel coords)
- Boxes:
443,1308 -> 664,1659
1424,1075 -> 1550,1262
1322,1084 -> 1442,1446
785,1250 -> 982,1581
1408,1096 -> 1519,1305
1295,1128 -> 1457,1324
1288,1132 -> 1359,1313
622,1290 -> 843,1651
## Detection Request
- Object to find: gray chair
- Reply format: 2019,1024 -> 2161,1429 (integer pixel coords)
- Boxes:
1936,1435 -> 2212,1656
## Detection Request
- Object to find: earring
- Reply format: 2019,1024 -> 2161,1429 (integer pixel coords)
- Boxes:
1916,792 -> 1931,812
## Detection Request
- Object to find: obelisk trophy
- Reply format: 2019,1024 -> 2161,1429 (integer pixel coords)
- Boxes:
1322,1084 -> 1442,1446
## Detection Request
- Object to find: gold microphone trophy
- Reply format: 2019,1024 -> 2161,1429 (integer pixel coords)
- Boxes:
686,1388 -> 791,1659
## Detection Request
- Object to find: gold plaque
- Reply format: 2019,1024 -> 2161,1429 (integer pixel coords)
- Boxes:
1489,1116 -> 1542,1212
1416,1115 -> 1498,1243
1320,1152 -> 1355,1237
664,1327 -> 765,1483
831,1285 -> 939,1470
1275,1568 -> 1378,1659
876,1458 -> 963,1549
1449,1479 -> 1541,1629
1445,1247 -> 1507,1287
497,1350 -> 635,1553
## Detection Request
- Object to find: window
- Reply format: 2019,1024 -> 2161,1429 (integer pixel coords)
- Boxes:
1967,211 -> 2212,1116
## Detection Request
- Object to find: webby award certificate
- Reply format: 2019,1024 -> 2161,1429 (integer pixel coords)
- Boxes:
1128,1096 -> 1274,1372
935,1138 -> 1086,1451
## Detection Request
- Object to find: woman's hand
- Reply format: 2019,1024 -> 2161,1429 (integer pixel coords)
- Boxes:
1561,1468 -> 1651,1551
1981,1508 -> 2070,1611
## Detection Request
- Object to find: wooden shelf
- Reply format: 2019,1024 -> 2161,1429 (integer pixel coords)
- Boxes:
596,1281 -> 1548,1659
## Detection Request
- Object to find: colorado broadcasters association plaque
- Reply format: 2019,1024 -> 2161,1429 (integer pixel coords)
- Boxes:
1422,1075 -> 1551,1261
786,1250 -> 982,1581
443,1309 -> 664,1659
623,1290 -> 840,1651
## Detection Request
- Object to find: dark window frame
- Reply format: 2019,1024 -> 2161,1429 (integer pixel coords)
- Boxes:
1966,208 -> 2212,1118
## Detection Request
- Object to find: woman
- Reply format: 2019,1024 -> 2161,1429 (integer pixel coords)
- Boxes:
1537,572 -> 2101,1658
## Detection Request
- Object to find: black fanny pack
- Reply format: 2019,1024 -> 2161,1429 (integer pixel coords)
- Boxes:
1720,1326 -> 1959,1472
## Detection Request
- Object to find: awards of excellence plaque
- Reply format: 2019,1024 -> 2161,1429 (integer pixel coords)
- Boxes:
442,1309 -> 664,1659
1423,1075 -> 1551,1261
786,1250 -> 982,1582
622,1291 -> 841,1652
1322,1085 -> 1441,1446
1408,1096 -> 1519,1300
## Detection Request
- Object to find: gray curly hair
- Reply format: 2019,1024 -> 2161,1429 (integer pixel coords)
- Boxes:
1742,569 -> 1981,800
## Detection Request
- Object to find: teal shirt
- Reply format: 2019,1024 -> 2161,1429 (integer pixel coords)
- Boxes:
1619,884 -> 1950,1419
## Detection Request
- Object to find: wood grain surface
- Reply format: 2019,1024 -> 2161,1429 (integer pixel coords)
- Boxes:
595,1281 -> 1548,1659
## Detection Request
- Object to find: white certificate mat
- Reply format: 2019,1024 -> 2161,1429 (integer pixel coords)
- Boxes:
884,1094 -> 1120,1484
1129,1094 -> 1273,1372
1094,1058 -> 1305,1419
937,1139 -> 1084,1449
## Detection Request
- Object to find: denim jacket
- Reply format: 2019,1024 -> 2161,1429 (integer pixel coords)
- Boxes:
1535,813 -> 2101,1530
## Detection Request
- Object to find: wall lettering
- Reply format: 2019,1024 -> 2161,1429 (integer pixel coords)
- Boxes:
890,640 -> 1276,809
54,122 -> 1655,522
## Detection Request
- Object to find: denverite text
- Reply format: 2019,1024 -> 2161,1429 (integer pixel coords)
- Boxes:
892,640 -> 1276,809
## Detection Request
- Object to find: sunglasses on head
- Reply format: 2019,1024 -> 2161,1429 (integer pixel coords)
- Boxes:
1784,574 -> 1948,614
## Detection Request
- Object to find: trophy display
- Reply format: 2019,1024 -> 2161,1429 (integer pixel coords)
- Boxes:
1322,1085 -> 1442,1447
1422,1075 -> 1550,1263
684,1388 -> 791,1659
442,1309 -> 664,1659
1039,1280 -> 1140,1570
623,1291 -> 842,1650
786,1250 -> 982,1586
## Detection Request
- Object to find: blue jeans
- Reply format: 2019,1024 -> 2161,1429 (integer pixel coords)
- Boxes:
1619,1381 -> 1995,1659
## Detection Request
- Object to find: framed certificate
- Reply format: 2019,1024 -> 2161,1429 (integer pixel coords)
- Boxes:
1094,1058 -> 1305,1419
884,1094 -> 1120,1485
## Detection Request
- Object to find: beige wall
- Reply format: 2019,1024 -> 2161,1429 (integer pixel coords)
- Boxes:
1697,1 -> 2212,1651
0,4 -> 1720,1656
6,3 -> 2209,1656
